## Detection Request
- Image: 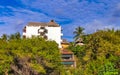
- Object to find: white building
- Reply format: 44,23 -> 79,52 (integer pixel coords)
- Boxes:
23,20 -> 63,48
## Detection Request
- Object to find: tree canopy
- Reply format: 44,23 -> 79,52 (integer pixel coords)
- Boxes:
69,28 -> 120,75
0,28 -> 120,75
73,26 -> 84,41
0,34 -> 62,75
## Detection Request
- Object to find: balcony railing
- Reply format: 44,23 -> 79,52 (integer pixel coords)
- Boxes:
61,61 -> 74,65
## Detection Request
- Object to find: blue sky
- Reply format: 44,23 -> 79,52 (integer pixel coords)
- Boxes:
0,0 -> 120,41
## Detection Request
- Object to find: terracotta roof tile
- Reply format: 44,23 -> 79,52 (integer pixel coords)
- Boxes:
27,22 -> 47,26
61,39 -> 70,44
61,49 -> 73,54
27,20 -> 59,27
47,21 -> 59,27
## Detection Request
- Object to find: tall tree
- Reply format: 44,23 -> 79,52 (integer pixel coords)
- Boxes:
1,34 -> 7,41
9,32 -> 21,40
69,29 -> 120,74
0,37 -> 63,75
73,26 -> 84,41
15,32 -> 21,39
9,34 -> 15,40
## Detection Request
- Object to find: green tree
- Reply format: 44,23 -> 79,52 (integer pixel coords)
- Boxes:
1,34 -> 7,41
0,36 -> 63,75
69,28 -> 120,75
8,32 -> 21,40
15,32 -> 21,39
98,62 -> 118,75
73,26 -> 84,41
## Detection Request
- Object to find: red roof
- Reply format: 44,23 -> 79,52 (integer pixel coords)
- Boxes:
61,39 -> 70,44
61,49 -> 73,54
27,20 -> 59,27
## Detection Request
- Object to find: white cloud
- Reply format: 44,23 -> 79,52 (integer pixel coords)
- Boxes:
19,0 -> 107,19
0,0 -> 120,41
83,20 -> 119,34
62,19 -> 120,39
0,6 -> 53,36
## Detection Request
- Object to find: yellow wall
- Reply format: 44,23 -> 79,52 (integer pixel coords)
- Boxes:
62,44 -> 69,48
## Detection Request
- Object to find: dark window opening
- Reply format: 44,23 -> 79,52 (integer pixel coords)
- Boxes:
44,29 -> 48,33
38,29 -> 40,33
23,27 -> 26,32
62,57 -> 71,60
40,32 -> 45,36
40,27 -> 45,29
44,35 -> 48,40
23,35 -> 26,38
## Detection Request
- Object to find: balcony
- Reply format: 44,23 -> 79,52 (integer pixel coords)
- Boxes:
38,29 -> 44,33
40,26 -> 45,29
61,60 -> 76,67
44,29 -> 48,33
60,49 -> 76,67
62,61 -> 74,65
40,32 -> 45,36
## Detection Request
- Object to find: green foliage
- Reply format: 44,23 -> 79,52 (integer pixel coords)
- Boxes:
30,63 -> 46,74
0,28 -> 120,75
69,44 -> 85,60
1,34 -> 8,41
98,62 -> 118,75
9,32 -> 21,40
73,26 -> 84,41
0,35 -> 62,75
68,28 -> 120,75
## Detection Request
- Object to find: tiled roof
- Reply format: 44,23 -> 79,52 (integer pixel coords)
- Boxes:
27,20 -> 59,27
61,49 -> 73,54
75,38 -> 83,43
28,22 -> 47,26
61,39 -> 69,44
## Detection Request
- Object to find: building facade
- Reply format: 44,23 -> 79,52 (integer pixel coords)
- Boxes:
23,20 -> 63,48
61,39 -> 76,68
61,49 -> 76,67
23,20 -> 76,67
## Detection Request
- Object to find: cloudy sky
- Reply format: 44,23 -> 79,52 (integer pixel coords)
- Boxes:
0,0 -> 120,41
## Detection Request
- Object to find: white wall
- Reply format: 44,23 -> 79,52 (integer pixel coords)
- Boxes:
46,26 -> 62,48
23,26 -> 63,48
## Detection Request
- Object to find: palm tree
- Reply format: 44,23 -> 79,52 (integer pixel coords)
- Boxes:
73,26 -> 84,41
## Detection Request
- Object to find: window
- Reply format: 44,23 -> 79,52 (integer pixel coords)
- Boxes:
44,35 -> 48,40
23,35 -> 26,38
40,32 -> 45,36
44,29 -> 48,33
23,27 -> 26,32
40,27 -> 45,29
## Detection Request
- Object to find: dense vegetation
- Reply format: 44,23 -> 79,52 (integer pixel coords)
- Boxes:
0,28 -> 120,75
0,33 -> 63,75
69,28 -> 120,75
